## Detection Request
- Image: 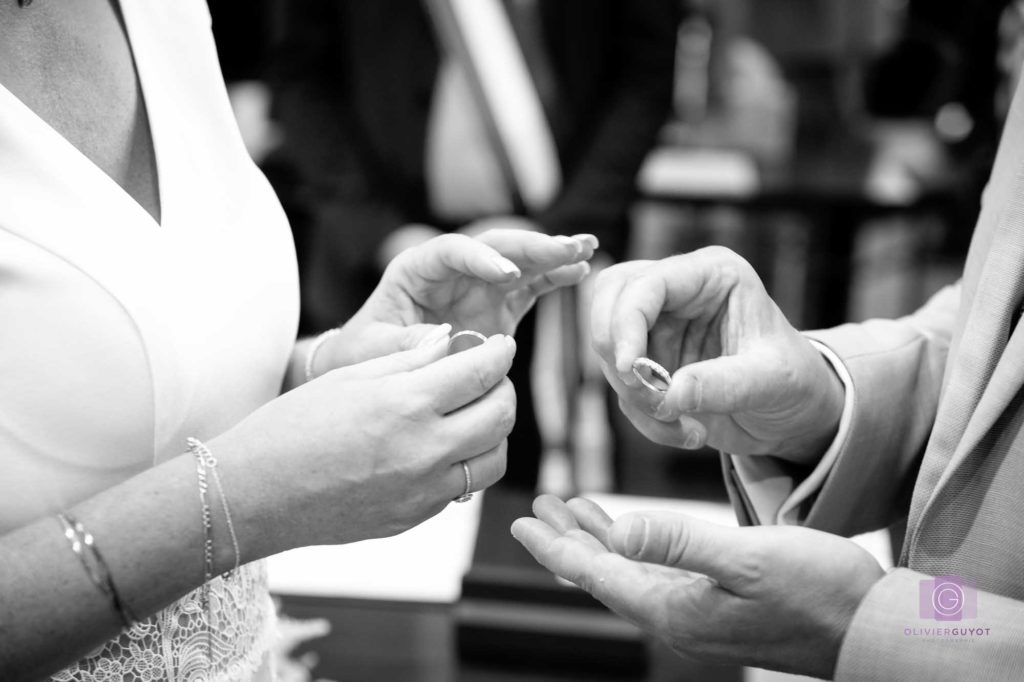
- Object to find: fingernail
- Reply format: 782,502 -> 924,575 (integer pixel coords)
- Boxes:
416,323 -> 452,348
653,400 -> 677,421
614,343 -> 636,383
554,235 -> 582,254
624,516 -> 648,558
493,256 -> 521,277
572,233 -> 599,249
684,430 -> 703,450
676,374 -> 701,412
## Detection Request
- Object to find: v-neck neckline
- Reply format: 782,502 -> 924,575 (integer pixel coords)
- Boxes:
0,0 -> 166,229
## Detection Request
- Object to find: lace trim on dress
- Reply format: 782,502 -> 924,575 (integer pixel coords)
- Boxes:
52,560 -> 277,682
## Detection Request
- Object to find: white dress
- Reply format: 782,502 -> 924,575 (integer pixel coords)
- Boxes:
0,1 -> 299,679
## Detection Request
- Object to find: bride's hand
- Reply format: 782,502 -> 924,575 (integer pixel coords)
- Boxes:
313,230 -> 596,372
214,332 -> 518,555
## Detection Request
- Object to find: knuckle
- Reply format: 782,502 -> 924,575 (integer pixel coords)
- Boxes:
479,447 -> 508,488
594,265 -> 617,289
664,524 -> 694,567
700,245 -> 741,263
472,362 -> 494,395
731,546 -> 768,586
494,448 -> 508,480
397,387 -> 434,420
496,380 -> 517,433
497,404 -> 517,438
435,232 -> 464,249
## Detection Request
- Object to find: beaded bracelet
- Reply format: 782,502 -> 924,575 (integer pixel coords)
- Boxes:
304,327 -> 342,383
57,513 -> 138,629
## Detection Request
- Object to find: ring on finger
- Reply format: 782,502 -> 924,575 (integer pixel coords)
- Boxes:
453,460 -> 473,503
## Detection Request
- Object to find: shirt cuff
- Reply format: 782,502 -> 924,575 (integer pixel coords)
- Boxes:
730,338 -> 854,525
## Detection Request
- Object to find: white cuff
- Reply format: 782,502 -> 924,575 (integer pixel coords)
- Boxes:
730,338 -> 855,525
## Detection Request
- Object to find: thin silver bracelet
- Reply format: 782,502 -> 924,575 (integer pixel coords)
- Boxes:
187,437 -> 240,577
189,440 -> 215,597
304,327 -> 342,383
57,513 -> 138,629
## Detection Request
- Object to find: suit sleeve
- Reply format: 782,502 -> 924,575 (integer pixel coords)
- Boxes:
835,568 -> 1024,681
534,0 -> 679,258
798,282 -> 960,536
722,283 -> 960,535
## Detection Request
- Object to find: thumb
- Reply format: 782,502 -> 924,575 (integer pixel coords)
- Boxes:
608,511 -> 748,586
660,352 -> 776,418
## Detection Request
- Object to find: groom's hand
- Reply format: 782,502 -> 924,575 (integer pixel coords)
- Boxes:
512,496 -> 885,679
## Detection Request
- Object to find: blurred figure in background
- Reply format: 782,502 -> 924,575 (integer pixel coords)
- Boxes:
267,0 -> 679,487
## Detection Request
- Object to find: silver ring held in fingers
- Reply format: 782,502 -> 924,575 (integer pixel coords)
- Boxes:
632,357 -> 672,394
447,330 -> 488,355
454,460 -> 473,503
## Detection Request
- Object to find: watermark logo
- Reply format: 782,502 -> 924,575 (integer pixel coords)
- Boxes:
919,576 -> 977,621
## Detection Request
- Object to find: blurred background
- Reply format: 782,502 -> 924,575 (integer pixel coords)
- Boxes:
207,0 -> 1022,679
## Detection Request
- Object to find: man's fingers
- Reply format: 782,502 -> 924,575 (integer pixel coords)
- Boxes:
660,353 -> 774,418
566,497 -> 614,549
606,250 -> 748,383
590,261 -> 652,383
609,269 -> 669,378
531,496 -> 613,554
532,494 -> 582,534
410,334 -> 516,413
607,512 -> 752,588
618,396 -> 708,450
510,517 -> 668,628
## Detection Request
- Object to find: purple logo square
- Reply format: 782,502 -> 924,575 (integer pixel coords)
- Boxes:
919,576 -> 977,621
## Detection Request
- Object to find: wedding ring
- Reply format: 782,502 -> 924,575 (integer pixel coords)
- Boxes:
632,357 -> 672,394
447,330 -> 488,356
454,460 -> 473,503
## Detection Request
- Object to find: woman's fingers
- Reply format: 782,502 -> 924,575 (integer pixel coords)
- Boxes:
447,440 -> 508,499
476,229 -> 597,271
327,328 -> 452,381
393,232 -> 596,304
503,262 -> 593,318
397,233 -> 522,285
409,334 -> 516,413
440,377 -> 517,461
